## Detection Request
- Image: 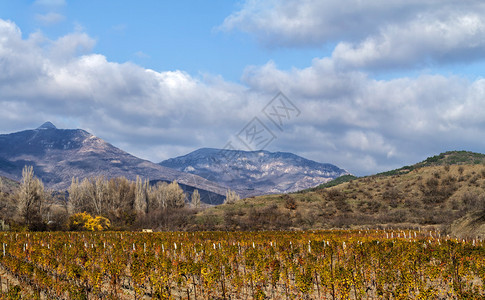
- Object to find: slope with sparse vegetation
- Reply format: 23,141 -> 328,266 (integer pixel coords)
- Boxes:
195,151 -> 485,235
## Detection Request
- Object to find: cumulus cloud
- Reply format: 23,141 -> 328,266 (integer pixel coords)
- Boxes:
48,32 -> 96,60
332,12 -> 485,70
2,17 -> 485,176
222,0 -> 485,70
220,0 -> 422,46
241,59 -> 485,174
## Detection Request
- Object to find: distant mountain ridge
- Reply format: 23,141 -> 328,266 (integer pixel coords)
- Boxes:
160,148 -> 350,196
0,123 -> 227,204
0,123 -> 350,203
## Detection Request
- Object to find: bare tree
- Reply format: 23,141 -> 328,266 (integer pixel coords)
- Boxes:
106,177 -> 135,221
68,177 -> 83,214
147,180 -> 185,210
80,178 -> 95,213
17,166 -> 45,226
191,189 -> 201,208
134,176 -> 148,215
148,181 -> 168,211
93,176 -> 108,215
166,180 -> 185,208
68,176 -> 108,216
224,189 -> 240,204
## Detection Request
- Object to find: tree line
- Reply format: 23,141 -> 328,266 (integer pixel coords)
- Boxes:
0,166 -> 203,231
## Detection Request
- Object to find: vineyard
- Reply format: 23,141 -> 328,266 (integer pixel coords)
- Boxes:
0,230 -> 482,299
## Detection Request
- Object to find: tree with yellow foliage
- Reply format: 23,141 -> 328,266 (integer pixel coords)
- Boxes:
85,215 -> 111,231
68,212 -> 110,231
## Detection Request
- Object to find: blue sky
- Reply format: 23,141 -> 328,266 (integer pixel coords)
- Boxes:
0,0 -> 328,81
1,0 -> 485,176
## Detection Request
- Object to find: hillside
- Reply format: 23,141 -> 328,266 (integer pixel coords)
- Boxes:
194,152 -> 485,234
160,148 -> 349,197
376,150 -> 485,176
308,150 -> 485,190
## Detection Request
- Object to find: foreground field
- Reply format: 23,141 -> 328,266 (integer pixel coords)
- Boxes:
0,230 -> 482,299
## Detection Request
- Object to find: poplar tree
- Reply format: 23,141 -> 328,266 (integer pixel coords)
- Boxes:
167,180 -> 185,208
68,177 -> 83,214
191,189 -> 201,208
17,166 -> 45,226
224,189 -> 240,204
134,176 -> 148,215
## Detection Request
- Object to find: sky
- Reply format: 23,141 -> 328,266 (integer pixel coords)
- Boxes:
1,0 -> 485,176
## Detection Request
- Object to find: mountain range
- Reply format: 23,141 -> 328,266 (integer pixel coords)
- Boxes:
0,122 -> 349,203
0,122 -> 227,203
160,148 -> 349,196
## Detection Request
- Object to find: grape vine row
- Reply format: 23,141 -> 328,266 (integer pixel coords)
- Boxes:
0,230 -> 482,299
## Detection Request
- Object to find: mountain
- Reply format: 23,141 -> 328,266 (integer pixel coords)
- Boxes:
0,123 -> 227,204
160,148 -> 350,197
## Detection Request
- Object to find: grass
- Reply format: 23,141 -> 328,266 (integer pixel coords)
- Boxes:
303,174 -> 358,192
197,162 -> 485,233
376,150 -> 485,177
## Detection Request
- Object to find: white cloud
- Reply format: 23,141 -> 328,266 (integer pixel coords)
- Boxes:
49,32 -> 96,61
134,51 -> 149,59
342,131 -> 396,157
221,0 -> 432,45
0,19 -> 253,158
241,59 -> 485,174
0,20 -> 46,83
222,0 -> 485,70
2,18 -> 485,176
35,12 -> 65,26
332,13 -> 485,70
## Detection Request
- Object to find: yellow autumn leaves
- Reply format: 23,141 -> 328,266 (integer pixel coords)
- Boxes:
68,212 -> 111,231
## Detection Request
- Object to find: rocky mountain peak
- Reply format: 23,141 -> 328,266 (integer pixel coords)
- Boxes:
160,148 -> 350,196
36,121 -> 57,130
0,125 -> 227,204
